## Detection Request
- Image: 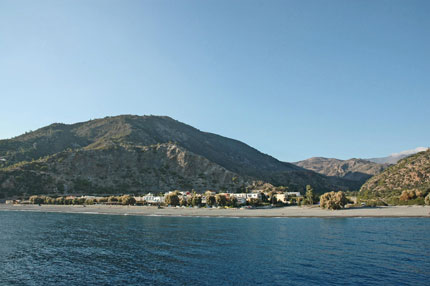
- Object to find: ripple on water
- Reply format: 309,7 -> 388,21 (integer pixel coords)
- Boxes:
0,212 -> 429,286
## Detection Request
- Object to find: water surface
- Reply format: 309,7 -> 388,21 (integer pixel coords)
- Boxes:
0,211 -> 429,285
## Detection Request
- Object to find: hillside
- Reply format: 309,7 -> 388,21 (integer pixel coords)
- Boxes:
0,143 -> 246,197
0,115 -> 300,177
294,157 -> 388,184
0,115 -> 359,198
360,149 -> 430,198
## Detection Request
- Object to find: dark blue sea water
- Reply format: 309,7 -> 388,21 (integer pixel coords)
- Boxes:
0,211 -> 429,286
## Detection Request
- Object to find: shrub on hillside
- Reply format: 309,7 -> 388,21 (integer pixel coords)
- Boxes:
400,190 -> 423,201
425,194 -> 430,206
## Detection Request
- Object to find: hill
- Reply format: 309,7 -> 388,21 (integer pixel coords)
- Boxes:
360,149 -> 430,198
294,157 -> 388,184
0,115 -> 359,198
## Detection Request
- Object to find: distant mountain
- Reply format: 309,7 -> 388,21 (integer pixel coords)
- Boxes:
367,147 -> 429,164
360,149 -> 430,198
293,157 -> 388,185
0,115 -> 358,198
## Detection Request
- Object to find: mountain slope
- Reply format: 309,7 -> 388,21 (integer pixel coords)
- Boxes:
0,143 -> 246,197
294,157 -> 388,183
0,115 -> 300,178
360,149 -> 430,198
0,115 -> 359,197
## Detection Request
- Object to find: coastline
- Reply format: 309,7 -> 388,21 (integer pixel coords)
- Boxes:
1,204 -> 430,218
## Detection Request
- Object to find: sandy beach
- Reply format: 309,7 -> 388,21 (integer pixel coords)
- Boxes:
1,204 -> 430,218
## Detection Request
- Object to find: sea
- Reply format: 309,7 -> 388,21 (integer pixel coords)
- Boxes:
0,211 -> 429,286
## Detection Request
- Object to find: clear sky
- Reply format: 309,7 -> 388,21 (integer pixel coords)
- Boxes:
1,0 -> 429,162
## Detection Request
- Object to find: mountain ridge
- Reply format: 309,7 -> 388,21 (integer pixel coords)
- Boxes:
0,115 -> 360,198
366,147 -> 429,164
293,157 -> 389,185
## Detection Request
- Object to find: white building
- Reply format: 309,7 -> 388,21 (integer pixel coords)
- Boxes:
230,192 -> 262,201
287,192 -> 302,197
142,193 -> 165,204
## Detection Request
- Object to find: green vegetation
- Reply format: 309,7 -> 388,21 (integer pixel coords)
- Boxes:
215,194 -> 227,207
320,191 -> 348,210
248,198 -> 261,207
165,193 -> 180,206
121,195 -> 136,205
364,199 -> 388,207
399,190 -> 424,201
205,191 -> 216,207
190,195 -> 202,207
0,115 -> 362,199
305,185 -> 314,205
26,195 -> 138,206
425,193 -> 430,205
360,149 -> 430,199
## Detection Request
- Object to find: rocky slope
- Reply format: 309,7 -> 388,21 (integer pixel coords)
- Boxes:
0,143 -> 246,197
0,115 -> 359,198
294,157 -> 388,184
360,149 -> 430,198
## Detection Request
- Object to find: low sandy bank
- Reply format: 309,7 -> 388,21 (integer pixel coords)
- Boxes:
1,204 -> 430,217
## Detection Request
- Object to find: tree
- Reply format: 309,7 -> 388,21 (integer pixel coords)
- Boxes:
206,195 -> 215,207
72,197 -> 85,205
205,190 -> 215,197
425,193 -> 430,206
305,185 -> 314,205
400,190 -> 416,201
215,194 -> 227,207
270,195 -> 278,205
229,197 -> 238,207
320,191 -> 348,210
121,195 -> 136,205
165,193 -> 180,206
97,197 -> 108,203
191,195 -> 202,207
249,198 -> 261,207
29,195 -> 44,204
260,192 -> 268,203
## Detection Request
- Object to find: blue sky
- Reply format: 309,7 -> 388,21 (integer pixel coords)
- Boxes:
1,0 -> 429,162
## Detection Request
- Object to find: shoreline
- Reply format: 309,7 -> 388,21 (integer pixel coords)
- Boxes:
1,204 -> 430,218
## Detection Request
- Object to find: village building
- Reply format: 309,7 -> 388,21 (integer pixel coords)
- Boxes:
286,192 -> 302,197
274,193 -> 288,203
142,193 -> 165,204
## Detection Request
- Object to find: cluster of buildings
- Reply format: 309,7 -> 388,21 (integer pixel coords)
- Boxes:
3,190 -> 303,206
134,190 -> 303,205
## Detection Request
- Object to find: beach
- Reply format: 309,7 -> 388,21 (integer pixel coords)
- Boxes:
1,204 -> 429,217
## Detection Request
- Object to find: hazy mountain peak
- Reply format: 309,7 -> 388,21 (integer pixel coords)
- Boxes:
367,147 -> 429,164
390,147 -> 429,157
